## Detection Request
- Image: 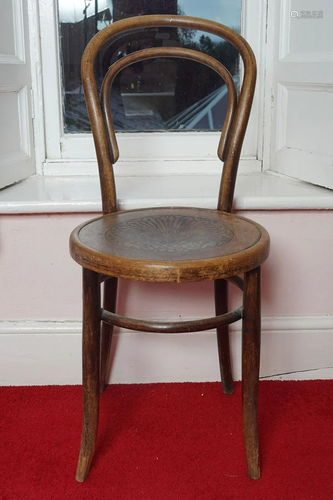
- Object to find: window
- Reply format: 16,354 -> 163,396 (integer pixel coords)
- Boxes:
59,0 -> 241,133
7,1 -> 332,192
38,0 -> 264,176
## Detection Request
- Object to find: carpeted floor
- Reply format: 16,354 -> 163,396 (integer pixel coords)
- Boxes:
1,381 -> 333,499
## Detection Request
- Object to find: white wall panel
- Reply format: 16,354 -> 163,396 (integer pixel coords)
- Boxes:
0,0 -> 35,188
0,90 -> 21,154
0,0 -> 16,59
269,0 -> 333,188
0,210 -> 333,384
276,83 -> 333,156
1,317 -> 333,385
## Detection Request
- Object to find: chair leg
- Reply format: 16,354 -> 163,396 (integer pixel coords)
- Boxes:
214,279 -> 234,394
242,267 -> 261,480
100,277 -> 118,393
76,268 -> 101,483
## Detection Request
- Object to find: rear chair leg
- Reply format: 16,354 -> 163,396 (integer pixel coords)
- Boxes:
214,279 -> 234,394
76,268 -> 101,483
242,267 -> 261,480
100,277 -> 118,393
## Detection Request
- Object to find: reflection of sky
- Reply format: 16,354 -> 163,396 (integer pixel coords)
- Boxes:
59,0 -> 241,29
179,0 -> 241,29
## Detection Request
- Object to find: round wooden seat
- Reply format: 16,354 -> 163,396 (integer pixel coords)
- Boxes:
70,207 -> 270,282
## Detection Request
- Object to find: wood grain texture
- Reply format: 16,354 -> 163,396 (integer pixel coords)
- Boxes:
76,269 -> 101,483
101,306 -> 243,333
215,279 -> 234,394
72,14 -> 267,482
81,14 -> 256,215
70,207 -> 269,282
242,267 -> 261,480
101,46 -> 237,164
100,277 -> 118,393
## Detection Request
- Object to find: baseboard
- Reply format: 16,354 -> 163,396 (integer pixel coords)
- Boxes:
1,316 -> 333,385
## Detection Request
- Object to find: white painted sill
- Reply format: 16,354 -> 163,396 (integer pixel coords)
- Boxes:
0,171 -> 333,214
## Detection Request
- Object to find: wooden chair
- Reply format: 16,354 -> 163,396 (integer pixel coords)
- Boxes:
70,15 -> 270,482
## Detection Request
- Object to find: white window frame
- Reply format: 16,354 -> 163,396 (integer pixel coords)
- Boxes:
34,0 -> 266,177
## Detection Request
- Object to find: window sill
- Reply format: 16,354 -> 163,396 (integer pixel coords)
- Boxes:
0,171 -> 333,214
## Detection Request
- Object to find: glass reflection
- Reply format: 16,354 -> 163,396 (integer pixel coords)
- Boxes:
58,0 -> 241,132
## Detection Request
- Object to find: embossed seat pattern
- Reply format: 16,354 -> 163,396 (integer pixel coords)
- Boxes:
73,207 -> 265,262
105,214 -> 234,254
70,207 -> 268,282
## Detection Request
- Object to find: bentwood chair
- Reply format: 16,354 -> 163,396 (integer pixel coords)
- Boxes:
70,15 -> 270,482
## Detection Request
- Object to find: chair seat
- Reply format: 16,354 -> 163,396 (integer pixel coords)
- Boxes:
70,207 -> 270,282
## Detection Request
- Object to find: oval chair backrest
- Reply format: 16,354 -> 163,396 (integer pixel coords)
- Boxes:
81,15 -> 257,214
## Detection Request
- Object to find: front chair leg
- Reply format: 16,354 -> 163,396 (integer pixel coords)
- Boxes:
100,277 -> 118,393
214,279 -> 234,394
76,268 -> 101,483
242,267 -> 261,480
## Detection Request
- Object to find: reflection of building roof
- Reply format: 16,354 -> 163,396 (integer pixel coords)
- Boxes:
64,89 -> 166,132
64,76 -> 239,132
166,76 -> 238,130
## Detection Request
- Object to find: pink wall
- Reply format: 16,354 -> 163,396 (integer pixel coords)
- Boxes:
0,210 -> 332,321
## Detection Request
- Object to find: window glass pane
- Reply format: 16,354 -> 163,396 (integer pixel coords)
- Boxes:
58,0 -> 241,133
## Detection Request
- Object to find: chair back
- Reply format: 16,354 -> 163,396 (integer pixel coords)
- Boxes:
81,15 -> 257,213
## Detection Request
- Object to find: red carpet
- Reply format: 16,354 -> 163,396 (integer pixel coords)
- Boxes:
1,381 -> 333,499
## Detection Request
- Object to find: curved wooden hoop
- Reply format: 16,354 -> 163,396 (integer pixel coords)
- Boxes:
101,47 -> 237,164
81,15 -> 256,213
101,306 -> 243,333
100,274 -> 244,333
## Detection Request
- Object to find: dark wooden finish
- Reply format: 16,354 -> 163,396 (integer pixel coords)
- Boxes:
242,267 -> 261,480
215,279 -> 234,395
70,207 -> 269,282
100,277 -> 118,393
80,15 -> 256,215
227,275 -> 244,291
76,269 -> 101,483
70,15 -> 270,482
101,305 -> 243,333
101,46 -> 237,164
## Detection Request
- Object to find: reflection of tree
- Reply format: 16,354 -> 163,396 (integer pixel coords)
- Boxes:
181,34 -> 239,75
177,6 -> 196,45
175,29 -> 239,118
200,34 -> 238,74
176,5 -> 239,73
61,0 -> 240,132
173,4 -> 240,115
